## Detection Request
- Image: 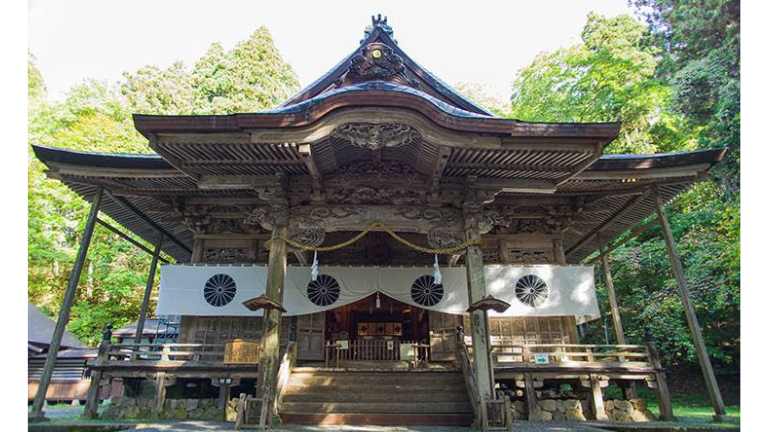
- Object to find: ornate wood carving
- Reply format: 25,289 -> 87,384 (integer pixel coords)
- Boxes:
204,247 -> 254,263
345,42 -> 406,83
331,122 -> 421,151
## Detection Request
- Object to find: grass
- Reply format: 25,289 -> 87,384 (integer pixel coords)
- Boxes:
602,385 -> 740,425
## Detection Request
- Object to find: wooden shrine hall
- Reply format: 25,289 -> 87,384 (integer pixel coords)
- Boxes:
30,15 -> 729,428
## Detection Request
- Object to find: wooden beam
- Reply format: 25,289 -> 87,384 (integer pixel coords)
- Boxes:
655,193 -> 727,421
585,217 -> 657,264
566,189 -> 652,256
96,219 -> 170,264
30,187 -> 104,420
135,236 -> 164,343
430,146 -> 451,194
104,190 -> 192,255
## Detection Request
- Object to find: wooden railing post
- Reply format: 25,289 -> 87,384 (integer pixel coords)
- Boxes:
645,333 -> 674,421
83,340 -> 109,418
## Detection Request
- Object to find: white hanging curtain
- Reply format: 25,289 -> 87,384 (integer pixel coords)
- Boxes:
156,264 -> 599,319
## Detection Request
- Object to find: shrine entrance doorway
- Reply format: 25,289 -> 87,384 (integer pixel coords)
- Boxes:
323,294 -> 432,363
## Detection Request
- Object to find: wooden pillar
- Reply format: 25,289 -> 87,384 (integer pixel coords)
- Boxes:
646,337 -> 674,420
153,372 -> 175,414
589,374 -> 608,421
524,373 -> 537,421
552,236 -> 567,265
599,247 -> 637,398
84,340 -> 109,418
463,210 -> 494,401
599,247 -> 626,345
135,235 -> 164,344
30,187 -> 104,420
257,223 -> 288,421
655,194 -> 727,421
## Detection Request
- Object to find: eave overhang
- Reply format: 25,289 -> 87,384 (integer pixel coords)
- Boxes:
33,144 -> 726,264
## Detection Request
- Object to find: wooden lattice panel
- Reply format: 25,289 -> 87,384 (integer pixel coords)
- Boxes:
224,339 -> 261,364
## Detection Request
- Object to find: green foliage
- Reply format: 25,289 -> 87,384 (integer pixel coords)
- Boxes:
508,13 -> 695,154
506,11 -> 739,371
28,27 -> 298,346
631,0 -> 740,193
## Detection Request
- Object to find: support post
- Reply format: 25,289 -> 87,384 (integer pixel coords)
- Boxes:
599,246 -> 637,398
83,340 -> 109,418
655,194 -> 727,421
589,374 -> 608,421
256,222 -> 288,424
646,335 -> 674,421
30,187 -> 104,420
524,373 -> 537,421
599,247 -> 626,344
552,236 -> 567,265
463,210 -> 495,402
134,235 -> 164,344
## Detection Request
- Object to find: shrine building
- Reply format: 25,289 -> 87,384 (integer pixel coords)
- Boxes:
29,16 -> 728,428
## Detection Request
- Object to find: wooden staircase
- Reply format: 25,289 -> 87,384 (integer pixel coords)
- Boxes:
279,367 -> 474,425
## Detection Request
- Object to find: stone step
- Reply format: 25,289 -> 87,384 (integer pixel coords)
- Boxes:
281,389 -> 470,403
280,401 -> 473,414
280,412 -> 474,426
287,372 -> 465,387
282,382 -> 466,395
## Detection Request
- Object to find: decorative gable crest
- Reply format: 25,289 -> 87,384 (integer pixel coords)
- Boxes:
347,42 -> 406,83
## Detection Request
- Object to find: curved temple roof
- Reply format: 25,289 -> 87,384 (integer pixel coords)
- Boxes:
32,16 -> 727,264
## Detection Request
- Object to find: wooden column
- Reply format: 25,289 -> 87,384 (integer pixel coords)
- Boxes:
599,247 -> 626,344
646,336 -> 674,420
600,246 -> 637,399
30,187 -> 104,420
153,372 -> 175,414
655,194 -> 727,421
257,223 -> 288,421
589,374 -> 608,421
552,236 -> 567,265
135,235 -> 164,344
84,340 -> 109,418
523,373 -> 537,421
463,211 -> 494,401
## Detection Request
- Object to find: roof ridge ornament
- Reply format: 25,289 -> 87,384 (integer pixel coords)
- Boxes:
362,14 -> 395,43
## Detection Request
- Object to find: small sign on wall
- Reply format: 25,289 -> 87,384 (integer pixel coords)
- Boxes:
337,340 -> 349,350
533,353 -> 550,365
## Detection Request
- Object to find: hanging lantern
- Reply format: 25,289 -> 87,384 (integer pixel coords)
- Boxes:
433,254 -> 442,285
310,250 -> 320,282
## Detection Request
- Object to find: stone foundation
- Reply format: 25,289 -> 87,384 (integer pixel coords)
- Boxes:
605,398 -> 656,422
530,399 -> 589,421
103,397 -> 223,420
511,398 -> 654,422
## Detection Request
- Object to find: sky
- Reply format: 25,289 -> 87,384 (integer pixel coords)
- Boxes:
28,0 -> 634,103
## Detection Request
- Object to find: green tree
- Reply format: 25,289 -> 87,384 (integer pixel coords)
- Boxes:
508,13 -> 695,154
631,0 -> 740,194
28,26 -> 299,345
504,12 -> 740,371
